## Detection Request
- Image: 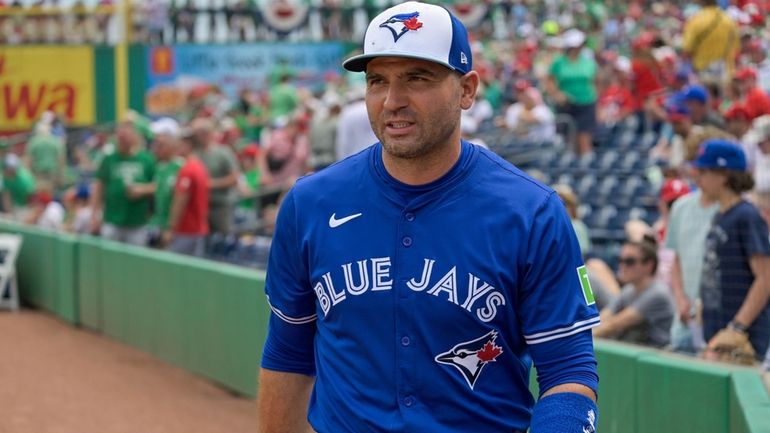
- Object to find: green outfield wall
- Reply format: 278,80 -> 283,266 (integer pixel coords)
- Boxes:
3,221 -> 769,431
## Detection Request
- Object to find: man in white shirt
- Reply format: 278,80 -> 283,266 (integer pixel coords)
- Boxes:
335,86 -> 378,160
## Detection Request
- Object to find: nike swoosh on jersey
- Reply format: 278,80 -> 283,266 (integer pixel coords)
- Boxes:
329,212 -> 363,228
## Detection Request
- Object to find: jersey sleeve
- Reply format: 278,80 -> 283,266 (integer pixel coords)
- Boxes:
265,188 -> 317,325
261,187 -> 317,373
518,192 -> 600,347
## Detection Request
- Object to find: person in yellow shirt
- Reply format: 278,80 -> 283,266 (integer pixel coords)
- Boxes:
682,0 -> 739,83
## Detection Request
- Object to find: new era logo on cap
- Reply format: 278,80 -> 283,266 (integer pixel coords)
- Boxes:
342,1 -> 472,75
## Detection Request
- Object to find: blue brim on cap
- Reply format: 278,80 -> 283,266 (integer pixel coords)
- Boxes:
343,51 -> 463,73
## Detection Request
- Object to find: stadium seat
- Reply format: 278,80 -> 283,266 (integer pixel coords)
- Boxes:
554,173 -> 574,186
615,175 -> 644,197
575,152 -> 596,170
594,150 -> 619,171
575,174 -> 597,197
638,131 -> 659,150
555,152 -> 577,170
611,208 -> 631,230
619,151 -> 641,171
586,205 -> 617,229
596,175 -> 619,197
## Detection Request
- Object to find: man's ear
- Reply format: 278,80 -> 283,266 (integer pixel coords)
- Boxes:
459,71 -> 480,110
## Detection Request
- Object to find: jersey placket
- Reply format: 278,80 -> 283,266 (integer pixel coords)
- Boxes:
394,205 -> 420,423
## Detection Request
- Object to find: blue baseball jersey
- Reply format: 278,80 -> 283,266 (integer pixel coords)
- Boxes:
263,141 -> 600,432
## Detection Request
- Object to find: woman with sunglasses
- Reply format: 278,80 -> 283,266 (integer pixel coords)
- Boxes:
593,239 -> 675,348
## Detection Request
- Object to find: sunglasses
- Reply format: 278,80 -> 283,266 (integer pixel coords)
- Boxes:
618,257 -> 644,266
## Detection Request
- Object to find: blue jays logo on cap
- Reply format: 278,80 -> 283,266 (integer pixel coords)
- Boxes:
380,11 -> 424,42
435,331 -> 503,389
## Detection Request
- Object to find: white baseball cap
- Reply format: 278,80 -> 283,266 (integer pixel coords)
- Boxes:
150,117 -> 181,139
3,153 -> 20,169
615,56 -> 631,74
562,28 -> 586,49
342,1 -> 472,74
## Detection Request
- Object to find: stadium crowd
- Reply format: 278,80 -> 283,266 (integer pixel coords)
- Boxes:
2,0 -> 770,372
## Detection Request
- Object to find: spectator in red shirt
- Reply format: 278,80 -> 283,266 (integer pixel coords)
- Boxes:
734,67 -> 770,120
630,32 -> 665,114
164,130 -> 210,257
597,56 -> 635,127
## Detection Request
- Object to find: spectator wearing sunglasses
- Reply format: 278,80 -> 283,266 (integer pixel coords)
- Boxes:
593,240 -> 675,348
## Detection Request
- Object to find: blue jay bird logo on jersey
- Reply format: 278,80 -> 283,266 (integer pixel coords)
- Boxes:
379,11 -> 423,42
435,331 -> 503,389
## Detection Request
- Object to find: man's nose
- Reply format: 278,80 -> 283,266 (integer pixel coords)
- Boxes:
382,82 -> 409,111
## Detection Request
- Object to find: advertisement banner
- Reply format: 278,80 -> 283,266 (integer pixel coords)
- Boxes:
145,43 -> 344,115
0,46 -> 95,131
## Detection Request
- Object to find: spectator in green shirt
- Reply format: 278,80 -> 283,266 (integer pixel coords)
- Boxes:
545,28 -> 599,155
152,129 -> 184,231
2,153 -> 37,220
24,124 -> 65,187
125,118 -> 185,242
268,73 -> 299,122
90,121 -> 156,246
236,144 -> 261,226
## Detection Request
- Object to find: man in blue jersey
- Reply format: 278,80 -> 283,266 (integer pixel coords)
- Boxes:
257,2 -> 600,432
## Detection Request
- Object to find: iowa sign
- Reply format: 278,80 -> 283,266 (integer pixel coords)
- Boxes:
0,46 -> 95,131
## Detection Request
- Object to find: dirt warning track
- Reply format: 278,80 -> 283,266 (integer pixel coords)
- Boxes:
0,311 -> 259,433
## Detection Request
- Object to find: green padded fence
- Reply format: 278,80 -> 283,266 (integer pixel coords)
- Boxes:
3,222 -> 770,428
77,236 -> 103,331
0,221 -> 79,324
731,371 -> 770,433
637,353 -> 731,433
93,240 -> 268,397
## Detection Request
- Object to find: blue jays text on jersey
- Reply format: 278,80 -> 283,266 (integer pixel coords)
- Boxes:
262,141 -> 600,433
307,255 -> 506,323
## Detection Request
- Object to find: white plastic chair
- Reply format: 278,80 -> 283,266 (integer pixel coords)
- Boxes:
0,233 -> 23,312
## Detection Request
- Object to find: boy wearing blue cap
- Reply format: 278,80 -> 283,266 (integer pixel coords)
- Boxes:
693,139 -> 770,364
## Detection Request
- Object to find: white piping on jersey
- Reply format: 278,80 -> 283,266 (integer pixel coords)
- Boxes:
267,297 -> 318,325
523,316 -> 601,345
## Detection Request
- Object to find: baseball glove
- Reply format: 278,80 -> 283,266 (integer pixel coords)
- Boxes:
703,328 -> 756,366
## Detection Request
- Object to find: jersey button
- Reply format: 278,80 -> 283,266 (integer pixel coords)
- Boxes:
405,212 -> 415,222
403,396 -> 415,407
402,236 -> 413,247
401,336 -> 411,346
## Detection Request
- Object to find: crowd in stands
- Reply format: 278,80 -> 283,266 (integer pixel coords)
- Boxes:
2,0 -> 770,371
